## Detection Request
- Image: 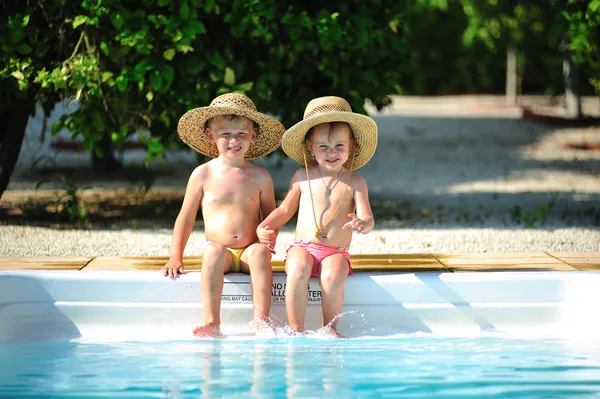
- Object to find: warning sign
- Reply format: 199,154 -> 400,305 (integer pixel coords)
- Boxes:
272,282 -> 322,303
220,280 -> 322,303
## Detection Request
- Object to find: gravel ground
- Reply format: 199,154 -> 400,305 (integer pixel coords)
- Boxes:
2,97 -> 599,257
1,225 -> 598,257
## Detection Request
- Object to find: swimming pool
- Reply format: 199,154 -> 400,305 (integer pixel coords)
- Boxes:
1,270 -> 600,397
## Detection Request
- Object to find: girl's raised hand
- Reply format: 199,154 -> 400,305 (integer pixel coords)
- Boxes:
342,213 -> 364,233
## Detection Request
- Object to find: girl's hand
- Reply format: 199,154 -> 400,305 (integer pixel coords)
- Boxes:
342,213 -> 364,233
257,225 -> 276,250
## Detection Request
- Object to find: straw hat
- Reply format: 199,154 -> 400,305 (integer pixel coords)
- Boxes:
177,93 -> 285,160
282,96 -> 378,170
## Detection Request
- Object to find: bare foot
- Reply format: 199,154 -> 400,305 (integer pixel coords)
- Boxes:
253,316 -> 275,333
328,328 -> 347,339
192,323 -> 221,337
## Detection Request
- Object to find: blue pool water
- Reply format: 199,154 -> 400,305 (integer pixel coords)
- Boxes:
1,336 -> 600,398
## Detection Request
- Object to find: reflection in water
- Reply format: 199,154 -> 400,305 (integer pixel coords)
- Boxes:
200,340 -> 223,399
2,336 -> 600,398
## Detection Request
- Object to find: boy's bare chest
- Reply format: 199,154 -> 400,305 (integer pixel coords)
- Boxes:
202,174 -> 259,206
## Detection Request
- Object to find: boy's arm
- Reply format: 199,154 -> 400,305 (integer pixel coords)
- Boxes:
258,169 -> 277,223
343,174 -> 375,234
256,169 -> 278,250
163,168 -> 204,277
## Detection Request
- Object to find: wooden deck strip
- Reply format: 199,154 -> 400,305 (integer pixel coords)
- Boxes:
82,254 -> 448,273
0,257 -> 92,271
547,252 -> 600,271
84,256 -> 203,271
3,253 -> 598,272
434,253 -> 578,271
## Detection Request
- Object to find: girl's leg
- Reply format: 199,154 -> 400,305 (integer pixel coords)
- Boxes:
319,254 -> 350,336
284,246 -> 314,332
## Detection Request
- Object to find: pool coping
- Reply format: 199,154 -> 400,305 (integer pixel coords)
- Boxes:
1,252 -> 599,272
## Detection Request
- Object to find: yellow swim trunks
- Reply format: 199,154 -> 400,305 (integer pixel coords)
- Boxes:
228,247 -> 246,273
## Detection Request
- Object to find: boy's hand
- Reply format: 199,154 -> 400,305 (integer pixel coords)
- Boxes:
342,213 -> 365,233
162,259 -> 185,278
257,224 -> 276,251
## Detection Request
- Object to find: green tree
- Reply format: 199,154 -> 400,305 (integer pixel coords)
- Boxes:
458,0 -> 599,114
1,0 -> 435,200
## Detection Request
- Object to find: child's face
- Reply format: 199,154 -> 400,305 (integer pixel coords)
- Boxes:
206,116 -> 256,159
306,123 -> 353,170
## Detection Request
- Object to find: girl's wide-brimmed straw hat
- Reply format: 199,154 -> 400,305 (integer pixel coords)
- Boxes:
281,96 -> 378,170
177,93 -> 285,160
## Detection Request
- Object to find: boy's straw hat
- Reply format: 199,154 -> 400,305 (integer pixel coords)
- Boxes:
281,96 -> 378,170
178,93 -> 285,160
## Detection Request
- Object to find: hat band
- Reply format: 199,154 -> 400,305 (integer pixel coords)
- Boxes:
303,107 -> 351,120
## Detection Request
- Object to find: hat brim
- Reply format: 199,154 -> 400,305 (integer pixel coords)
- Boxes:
178,106 -> 285,160
281,112 -> 378,170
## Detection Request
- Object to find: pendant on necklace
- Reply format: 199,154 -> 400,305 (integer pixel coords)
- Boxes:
326,188 -> 332,197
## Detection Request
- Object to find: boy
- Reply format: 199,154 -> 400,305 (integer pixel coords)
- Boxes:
257,96 -> 377,337
162,93 -> 285,336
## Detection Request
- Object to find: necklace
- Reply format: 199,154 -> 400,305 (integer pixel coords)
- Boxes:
317,166 -> 344,197
304,153 -> 355,238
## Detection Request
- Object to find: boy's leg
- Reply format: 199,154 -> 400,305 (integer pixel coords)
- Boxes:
285,246 -> 314,332
195,242 -> 233,336
240,243 -> 273,325
319,254 -> 350,335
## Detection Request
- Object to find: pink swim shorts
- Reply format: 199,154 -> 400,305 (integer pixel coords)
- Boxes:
285,240 -> 353,277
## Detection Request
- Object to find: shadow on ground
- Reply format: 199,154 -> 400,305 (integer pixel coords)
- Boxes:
3,114 -> 599,229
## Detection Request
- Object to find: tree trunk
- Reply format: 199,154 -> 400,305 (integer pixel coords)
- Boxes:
561,39 -> 582,119
91,131 -> 121,172
0,93 -> 35,201
506,46 -> 518,105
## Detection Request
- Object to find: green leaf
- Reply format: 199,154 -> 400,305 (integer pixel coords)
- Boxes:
234,81 -> 254,92
22,14 -> 30,27
8,28 -> 25,44
16,43 -> 32,54
150,70 -> 163,91
209,71 -> 221,82
157,0 -> 169,6
204,0 -> 216,13
176,44 -> 194,53
281,12 -> 294,24
110,13 -> 124,30
100,41 -> 110,56
147,139 -> 163,153
179,2 -> 190,20
101,71 -> 114,82
146,91 -> 154,102
224,67 -> 235,86
160,64 -> 175,89
11,70 -> 24,80
116,75 -> 128,92
186,57 -> 205,75
183,20 -> 207,37
207,52 -> 225,69
73,15 -> 89,29
163,48 -> 176,61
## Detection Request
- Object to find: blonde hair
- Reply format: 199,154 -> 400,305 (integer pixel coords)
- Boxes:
205,114 -> 259,131
305,122 -> 358,149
